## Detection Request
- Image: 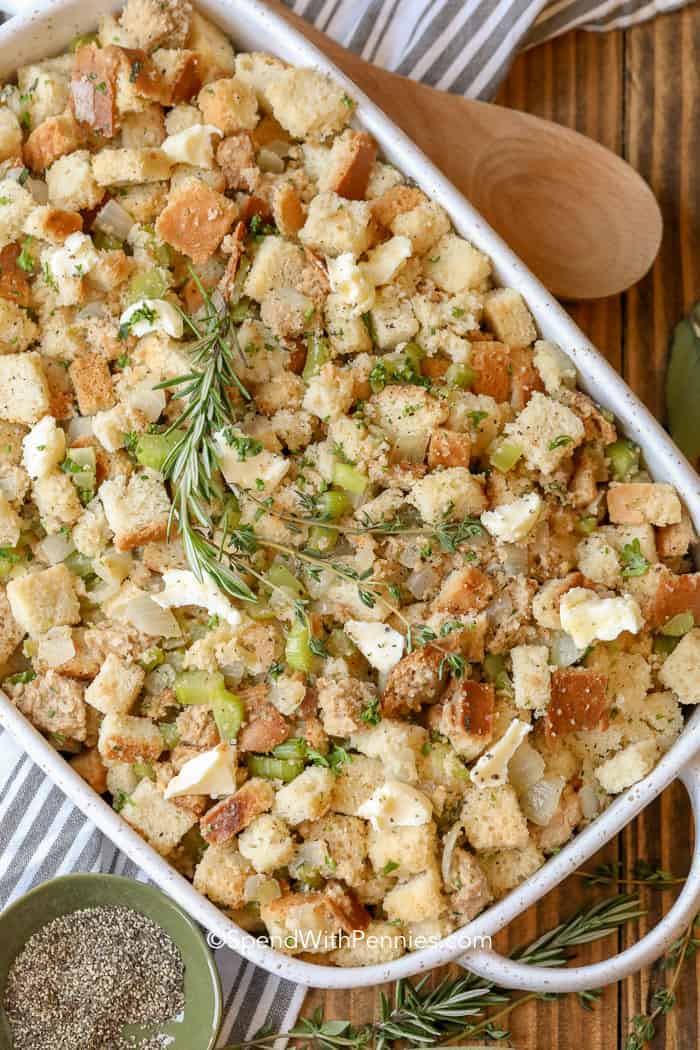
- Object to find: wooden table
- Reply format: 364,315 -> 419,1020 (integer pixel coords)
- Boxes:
300,4 -> 700,1046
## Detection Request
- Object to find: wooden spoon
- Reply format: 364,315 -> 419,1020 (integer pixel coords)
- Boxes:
267,0 -> 662,301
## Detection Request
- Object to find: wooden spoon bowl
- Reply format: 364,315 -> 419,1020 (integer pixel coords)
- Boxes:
268,0 -> 662,301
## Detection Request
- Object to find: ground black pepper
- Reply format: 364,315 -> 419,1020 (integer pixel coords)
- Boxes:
3,904 -> 186,1050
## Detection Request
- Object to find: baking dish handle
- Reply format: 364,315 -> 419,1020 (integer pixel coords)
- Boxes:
458,756 -> 700,993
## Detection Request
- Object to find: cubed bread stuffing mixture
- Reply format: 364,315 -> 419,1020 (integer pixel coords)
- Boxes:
0,0 -> 697,967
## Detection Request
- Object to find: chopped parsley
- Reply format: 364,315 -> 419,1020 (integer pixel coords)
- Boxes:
620,537 -> 650,578
224,430 -> 263,461
118,302 -> 156,340
548,434 -> 574,450
382,860 -> 400,875
17,237 -> 36,273
359,696 -> 381,726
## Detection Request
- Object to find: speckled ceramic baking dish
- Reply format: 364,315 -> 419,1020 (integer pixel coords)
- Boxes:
1,0 -> 700,994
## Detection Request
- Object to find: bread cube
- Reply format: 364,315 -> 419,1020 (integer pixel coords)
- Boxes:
447,847 -> 493,921
383,867 -> 446,924
438,680 -> 494,760
98,712 -> 165,764
0,586 -> 23,665
274,766 -> 335,826
69,747 -> 108,794
302,814 -> 368,886
330,754 -> 384,816
7,563 -> 80,637
155,179 -> 236,263
367,287 -> 419,349
350,719 -> 427,783
68,351 -> 115,416
99,473 -> 170,552
434,566 -> 493,615
0,108 -> 22,162
407,466 -> 487,523
367,822 -> 437,878
198,77 -> 258,134
329,919 -> 406,966
11,670 -> 87,741
119,0 -> 192,52
576,533 -> 622,588
18,56 -> 71,128
85,653 -> 145,715
659,628 -> 700,703
607,482 -> 682,527
381,646 -> 445,719
185,9 -> 235,83
238,814 -> 295,873
106,761 -> 140,798
93,147 -> 171,187
505,392 -> 584,475
267,68 -> 351,142
193,845 -> 253,908
595,739 -> 657,795
121,777 -> 195,855
234,52 -> 287,113
511,645 -> 551,714
0,300 -> 38,355
200,777 -> 275,845
423,234 -> 491,293
390,200 -> 451,255
482,288 -> 537,348
299,192 -> 373,258
0,180 -> 35,250
120,105 -> 166,148
324,292 -> 372,355
461,785 -> 529,851
319,129 -> 377,200
0,491 -> 20,548
479,841 -> 544,899
24,112 -> 85,173
46,150 -> 103,211
317,675 -> 377,738
261,890 -> 338,954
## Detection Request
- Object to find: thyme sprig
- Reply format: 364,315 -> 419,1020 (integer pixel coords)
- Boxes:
625,916 -> 700,1049
220,894 -> 644,1050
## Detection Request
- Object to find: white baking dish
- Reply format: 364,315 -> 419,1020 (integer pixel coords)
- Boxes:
2,0 -> 700,994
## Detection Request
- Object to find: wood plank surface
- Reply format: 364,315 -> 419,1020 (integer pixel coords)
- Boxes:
302,7 -> 699,1047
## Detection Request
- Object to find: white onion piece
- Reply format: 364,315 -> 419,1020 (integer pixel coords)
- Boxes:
289,841 -> 327,879
244,875 -> 281,905
520,775 -> 566,827
509,740 -> 546,795
407,565 -> 438,600
257,147 -> 285,173
37,532 -> 74,565
394,431 -> 430,463
5,166 -> 25,181
66,416 -> 94,443
76,300 -> 108,321
126,378 -> 166,422
441,820 -> 463,888
580,781 -> 603,820
500,543 -> 528,577
485,593 -> 513,625
549,630 -> 586,668
144,663 -> 176,696
37,627 -> 76,668
123,595 -> 181,637
27,178 -> 48,204
94,198 -> 135,240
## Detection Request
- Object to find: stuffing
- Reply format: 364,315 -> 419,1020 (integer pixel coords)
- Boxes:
479,841 -> 544,899
119,0 -> 193,52
185,10 -> 235,83
482,288 -> 537,348
367,821 -> 437,879
391,199 -> 451,255
267,68 -> 351,142
320,130 -> 377,200
504,392 -> 585,475
274,766 -> 335,826
423,234 -> 491,293
198,77 -> 258,134
11,670 -> 87,742
546,668 -> 609,738
261,891 -> 339,954
238,814 -> 295,873
461,785 -> 529,851
0,352 -> 50,426
511,645 -> 551,714
0,587 -> 24,666
317,675 -> 377,737
97,712 -> 164,763
437,679 -> 494,760
7,563 -> 80,637
434,566 -> 493,615
99,473 -> 170,551
330,754 -> 384,816
382,646 -> 444,718
350,720 -> 427,783
121,777 -> 196,855
85,653 -> 145,715
595,739 -> 657,795
447,847 -> 493,921
329,920 -> 406,966
607,482 -> 683,527
658,629 -> 700,703
302,814 -> 368,885
69,747 -> 108,795
407,467 -> 487,523
0,180 -> 35,251
383,867 -> 446,924
299,192 -> 374,258
193,844 -> 253,909
93,147 -> 172,186
200,777 -> 275,845
368,288 -> 418,349
68,351 -> 115,416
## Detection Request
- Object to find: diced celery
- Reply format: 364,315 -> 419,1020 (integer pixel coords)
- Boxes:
134,430 -> 184,472
64,551 -> 94,578
316,489 -> 351,520
159,723 -> 180,749
295,864 -> 323,888
0,547 -> 21,579
489,440 -> 523,473
126,268 -> 169,305
64,446 -> 96,495
247,754 -> 305,782
482,653 -> 512,692
660,612 -> 695,637
272,738 -> 307,760
93,231 -> 123,252
653,635 -> 680,656
326,629 -> 356,659
230,297 -> 253,323
247,599 -> 277,621
140,646 -> 164,672
308,525 -> 337,553
606,438 -> 640,481
445,362 -> 477,389
285,620 -> 316,673
265,562 -> 306,601
332,461 -> 368,495
70,32 -> 99,51
132,760 -> 155,781
576,515 -> 598,535
302,335 -> 330,380
212,689 -> 245,744
174,670 -> 225,705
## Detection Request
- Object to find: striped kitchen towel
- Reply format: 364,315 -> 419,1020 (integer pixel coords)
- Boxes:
0,0 -> 690,1040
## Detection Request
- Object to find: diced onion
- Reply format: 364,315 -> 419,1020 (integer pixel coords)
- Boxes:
125,379 -> 166,423
520,775 -> 565,827
580,781 -> 603,820
94,198 -> 135,241
66,416 -> 94,443
441,820 -> 463,888
27,178 -> 48,204
508,740 -> 546,794
407,566 -> 438,600
549,630 -> 586,668
36,532 -> 74,565
76,301 -> 108,321
500,543 -> 529,577
244,875 -> 281,905
123,595 -> 181,637
144,663 -> 177,695
257,147 -> 285,173
37,628 -> 76,668
393,432 -> 430,463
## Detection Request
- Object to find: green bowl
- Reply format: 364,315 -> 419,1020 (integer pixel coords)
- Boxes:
0,874 -> 222,1050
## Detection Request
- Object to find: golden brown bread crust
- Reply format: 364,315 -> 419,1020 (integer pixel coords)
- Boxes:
200,777 -> 274,845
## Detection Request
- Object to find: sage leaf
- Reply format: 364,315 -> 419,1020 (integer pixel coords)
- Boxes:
666,301 -> 700,466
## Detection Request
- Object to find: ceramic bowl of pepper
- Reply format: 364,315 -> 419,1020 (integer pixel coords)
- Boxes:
0,873 -> 222,1050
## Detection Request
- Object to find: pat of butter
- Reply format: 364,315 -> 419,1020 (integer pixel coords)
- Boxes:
154,569 -> 242,627
559,586 -> 643,649
119,298 -> 184,339
326,253 -> 375,315
470,718 -> 532,789
215,432 -> 289,496
164,744 -> 237,799
357,779 -> 433,831
161,123 -> 223,168
44,231 -> 100,282
345,620 -> 405,673
22,415 -> 65,480
481,492 -> 543,543
362,235 -> 412,286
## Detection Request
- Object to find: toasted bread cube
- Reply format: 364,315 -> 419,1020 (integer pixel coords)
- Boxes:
299,191 -> 373,258
330,754 -> 384,816
653,571 -> 700,628
329,919 -> 406,966
607,482 -> 682,527
155,179 -> 236,263
372,184 -> 423,227
93,147 -> 171,187
18,57 -> 71,129
151,48 -> 202,106
438,679 -> 494,760
23,112 -> 84,173
200,777 -> 275,845
243,235 -> 306,301
117,181 -> 169,223
530,785 -> 582,853
659,628 -> 700,703
120,105 -> 166,148
0,491 -> 20,547
320,130 -> 377,200
511,645 -> 551,714
0,180 -> 35,251
384,867 -> 446,924
32,472 -> 82,534
234,52 -> 287,113
576,533 -> 622,588
271,183 -> 306,238
267,68 -> 350,142
121,777 -> 195,855
370,385 -> 449,450
10,670 -> 86,741
106,761 -> 139,799
68,351 -> 115,416
461,785 -> 529,851
99,473 -> 170,552
324,292 -> 372,355
428,428 -> 471,469
407,467 -> 487,523
434,566 -> 492,615
658,511 -> 696,559
479,841 -> 544,899
423,234 -> 491,293
198,76 -> 258,134
119,0 -> 192,52
367,287 -> 419,349
0,108 -> 22,162
350,720 -> 427,783
69,747 -> 108,794
0,300 -> 38,355
367,822 -> 437,879
193,844 -> 253,908
302,814 -> 368,886
273,766 -> 334,826
98,712 -> 164,764
447,847 -> 493,921
482,287 -> 537,348
238,813 -> 295,873
261,890 -> 338,954
469,340 -> 510,401
505,392 -> 584,475
7,563 -> 79,637
595,739 -> 657,795
216,131 -> 257,192
0,586 -> 23,666
317,675 -> 377,738
23,205 -> 82,244
382,645 -> 444,718
546,667 -> 609,738
390,199 -> 451,255
70,44 -> 120,137
185,9 -> 235,83
85,653 -> 145,715
45,149 -> 102,212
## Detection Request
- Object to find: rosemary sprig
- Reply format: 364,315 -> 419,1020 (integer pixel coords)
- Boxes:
578,859 -> 684,889
220,894 -> 644,1050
